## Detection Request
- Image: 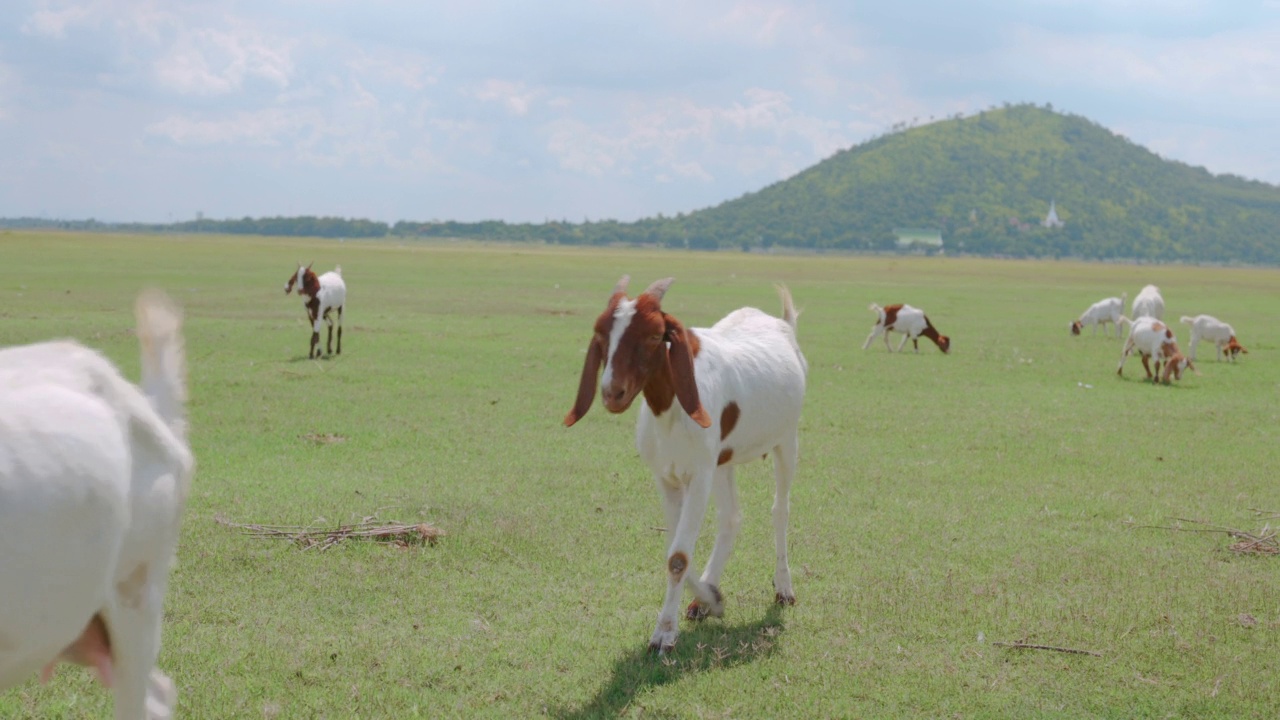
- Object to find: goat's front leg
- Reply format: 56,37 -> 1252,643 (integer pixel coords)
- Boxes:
310,315 -> 323,359
895,333 -> 911,353
651,472 -> 713,654
686,467 -> 739,621
861,328 -> 880,350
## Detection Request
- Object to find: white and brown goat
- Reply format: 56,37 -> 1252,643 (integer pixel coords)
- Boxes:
1180,314 -> 1247,362
564,276 -> 808,654
1118,316 -> 1195,384
862,303 -> 950,353
0,290 -> 192,719
284,263 -> 346,359
1070,293 -> 1127,337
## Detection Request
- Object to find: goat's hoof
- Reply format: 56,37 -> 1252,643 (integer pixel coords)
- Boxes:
648,623 -> 678,655
774,591 -> 797,606
647,639 -> 677,655
685,584 -> 724,621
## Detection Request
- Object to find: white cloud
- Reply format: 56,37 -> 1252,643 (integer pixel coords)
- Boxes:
470,79 -> 541,116
146,108 -> 300,146
153,24 -> 295,96
1005,24 -> 1280,102
21,1 -> 96,38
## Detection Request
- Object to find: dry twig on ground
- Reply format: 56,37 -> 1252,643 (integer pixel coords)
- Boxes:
217,513 -> 444,551
1138,517 -> 1278,556
992,641 -> 1102,657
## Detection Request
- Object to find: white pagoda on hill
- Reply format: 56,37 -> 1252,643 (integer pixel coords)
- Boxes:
1042,199 -> 1064,229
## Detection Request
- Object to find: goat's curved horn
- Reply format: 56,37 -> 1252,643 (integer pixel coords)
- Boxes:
612,275 -> 630,296
643,277 -> 674,301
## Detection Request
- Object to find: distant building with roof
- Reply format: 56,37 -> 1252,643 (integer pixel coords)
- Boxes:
894,227 -> 943,252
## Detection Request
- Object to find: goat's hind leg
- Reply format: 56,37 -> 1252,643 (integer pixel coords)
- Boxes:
335,306 -> 343,355
686,467 -> 739,621
103,597 -> 175,720
861,327 -> 881,350
771,436 -> 799,606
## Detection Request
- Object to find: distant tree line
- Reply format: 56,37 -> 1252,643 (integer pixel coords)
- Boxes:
6,104 -> 1280,264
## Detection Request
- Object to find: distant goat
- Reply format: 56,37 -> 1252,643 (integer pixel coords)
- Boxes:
1180,314 -> 1247,362
564,276 -> 807,654
1118,316 -> 1194,383
1071,292 -> 1127,337
0,290 -> 193,719
1130,284 -> 1164,320
284,262 -> 346,359
862,303 -> 950,353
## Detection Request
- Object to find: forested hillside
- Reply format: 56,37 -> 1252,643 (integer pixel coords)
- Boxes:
676,103 -> 1280,262
7,104 -> 1280,263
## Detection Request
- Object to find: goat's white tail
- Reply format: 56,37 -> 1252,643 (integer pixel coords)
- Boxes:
1120,291 -> 1128,304
776,284 -> 799,329
1179,315 -> 1194,326
135,289 -> 187,443
334,264 -> 343,276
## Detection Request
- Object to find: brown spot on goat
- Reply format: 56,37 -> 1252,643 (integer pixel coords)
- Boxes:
881,304 -> 901,327
720,402 -> 740,440
667,551 -> 688,581
717,448 -> 734,466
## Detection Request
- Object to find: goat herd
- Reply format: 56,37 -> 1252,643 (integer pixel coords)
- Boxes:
860,283 -> 1247,385
1067,282 -> 1247,384
0,264 -> 1255,717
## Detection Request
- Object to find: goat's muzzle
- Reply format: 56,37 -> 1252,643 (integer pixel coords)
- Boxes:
601,384 -> 637,414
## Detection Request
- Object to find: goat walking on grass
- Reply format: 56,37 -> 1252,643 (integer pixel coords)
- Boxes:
0,290 -> 193,719
862,303 -> 951,353
284,262 -> 346,359
565,276 -> 808,654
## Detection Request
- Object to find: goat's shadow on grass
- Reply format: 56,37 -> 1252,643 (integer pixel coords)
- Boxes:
554,604 -> 786,720
286,354 -> 336,363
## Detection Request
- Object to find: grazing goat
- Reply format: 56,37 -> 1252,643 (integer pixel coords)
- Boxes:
564,276 -> 807,654
0,290 -> 193,719
1130,284 -> 1164,320
1117,316 -> 1194,384
1070,292 -> 1127,337
284,262 -> 346,359
862,303 -> 950,353
1180,314 -> 1247,362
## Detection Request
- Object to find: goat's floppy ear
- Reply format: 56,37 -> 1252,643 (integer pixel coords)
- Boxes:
564,338 -> 604,427
663,313 -> 711,428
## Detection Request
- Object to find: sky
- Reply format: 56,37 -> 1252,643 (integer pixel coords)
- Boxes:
2,1 -> 1279,225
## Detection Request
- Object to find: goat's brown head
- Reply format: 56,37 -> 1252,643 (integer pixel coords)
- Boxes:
284,262 -> 317,296
1070,320 -> 1082,336
1161,353 -> 1195,383
564,275 -> 711,429
937,334 -> 952,353
1225,336 -> 1248,358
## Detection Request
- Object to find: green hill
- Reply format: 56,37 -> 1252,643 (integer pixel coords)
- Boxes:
672,103 -> 1280,262
9,104 -> 1280,264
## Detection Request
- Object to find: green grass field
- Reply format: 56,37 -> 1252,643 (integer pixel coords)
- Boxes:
2,231 -> 1278,719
